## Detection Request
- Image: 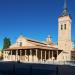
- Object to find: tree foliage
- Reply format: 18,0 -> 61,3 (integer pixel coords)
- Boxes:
3,37 -> 11,49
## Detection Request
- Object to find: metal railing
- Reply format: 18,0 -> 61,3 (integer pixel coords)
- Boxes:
2,59 -> 75,66
21,60 -> 75,66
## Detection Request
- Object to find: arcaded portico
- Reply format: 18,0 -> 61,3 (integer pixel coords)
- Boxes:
3,34 -> 63,62
4,46 -> 62,62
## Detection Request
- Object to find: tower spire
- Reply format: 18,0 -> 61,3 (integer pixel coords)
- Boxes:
64,0 -> 67,10
61,0 -> 69,16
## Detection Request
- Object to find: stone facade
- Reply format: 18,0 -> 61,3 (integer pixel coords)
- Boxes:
3,0 -> 75,62
58,0 -> 73,61
3,35 -> 62,62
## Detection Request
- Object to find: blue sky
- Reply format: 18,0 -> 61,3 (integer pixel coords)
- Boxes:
0,0 -> 75,48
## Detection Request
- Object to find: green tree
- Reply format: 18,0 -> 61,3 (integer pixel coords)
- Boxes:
3,37 -> 11,49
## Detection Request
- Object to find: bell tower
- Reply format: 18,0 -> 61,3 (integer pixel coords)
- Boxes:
58,0 -> 72,60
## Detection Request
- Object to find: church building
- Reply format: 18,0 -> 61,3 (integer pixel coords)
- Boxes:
3,35 -> 62,62
3,0 -> 75,62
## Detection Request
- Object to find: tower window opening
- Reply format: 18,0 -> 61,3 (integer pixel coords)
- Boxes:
61,25 -> 63,30
64,24 -> 66,30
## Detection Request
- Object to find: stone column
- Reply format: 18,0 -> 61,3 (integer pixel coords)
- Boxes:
11,50 -> 12,61
45,50 -> 46,61
16,50 -> 18,61
57,50 -> 58,60
30,50 -> 32,62
49,50 -> 50,59
25,50 -> 26,61
36,49 -> 38,62
30,50 -> 32,55
20,50 -> 22,61
41,50 -> 42,62
52,50 -> 53,60
36,49 -> 37,57
4,51 -> 5,60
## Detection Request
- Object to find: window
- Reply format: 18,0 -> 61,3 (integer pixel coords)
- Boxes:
20,42 -> 22,46
61,25 -> 63,30
64,24 -> 66,30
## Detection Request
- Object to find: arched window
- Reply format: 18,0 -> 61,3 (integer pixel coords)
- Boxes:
64,24 -> 66,30
61,25 -> 63,30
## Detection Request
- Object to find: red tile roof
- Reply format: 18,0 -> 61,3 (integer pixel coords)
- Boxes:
4,46 -> 61,51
